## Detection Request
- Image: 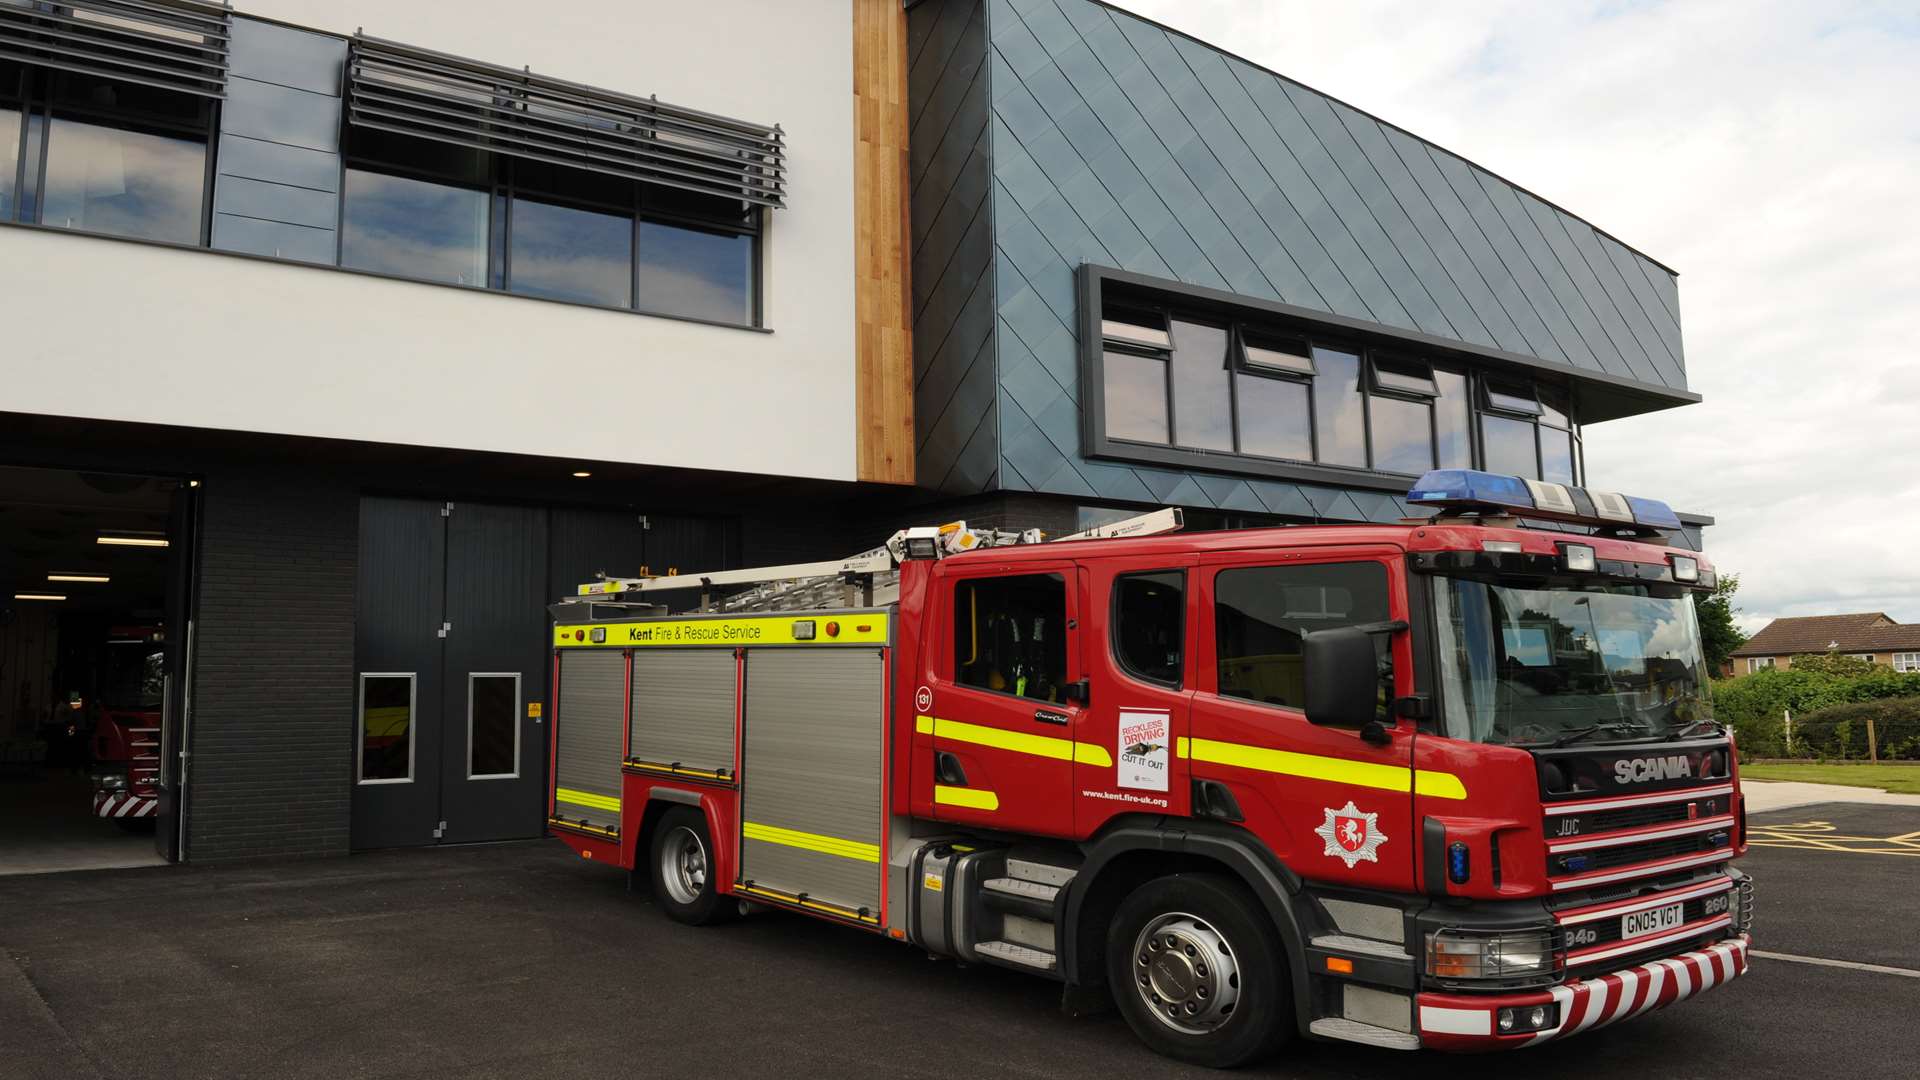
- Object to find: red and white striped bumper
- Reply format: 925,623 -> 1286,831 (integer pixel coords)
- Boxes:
1417,936 -> 1749,1051
94,791 -> 158,819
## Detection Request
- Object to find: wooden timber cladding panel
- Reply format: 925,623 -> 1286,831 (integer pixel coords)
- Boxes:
853,0 -> 915,484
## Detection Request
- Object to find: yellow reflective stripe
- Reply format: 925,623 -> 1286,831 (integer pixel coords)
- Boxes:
1414,771 -> 1469,800
555,787 -> 621,813
916,714 -> 1113,769
934,785 -> 999,811
1178,738 -> 1468,801
742,821 -> 880,863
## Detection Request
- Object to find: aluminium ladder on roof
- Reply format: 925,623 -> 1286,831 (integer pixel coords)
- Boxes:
569,507 -> 1185,615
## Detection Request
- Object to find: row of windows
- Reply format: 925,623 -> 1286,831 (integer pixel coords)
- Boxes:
1097,301 -> 1582,485
953,565 -> 1391,721
0,63 -> 758,327
1750,653 -> 1920,674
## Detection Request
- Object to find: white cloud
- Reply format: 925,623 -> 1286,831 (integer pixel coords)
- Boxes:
1121,0 -> 1920,627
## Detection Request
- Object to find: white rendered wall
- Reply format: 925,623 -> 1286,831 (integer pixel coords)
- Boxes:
0,0 -> 858,482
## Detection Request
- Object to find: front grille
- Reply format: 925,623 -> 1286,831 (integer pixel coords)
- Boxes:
1545,792 -> 1732,839
1549,868 -> 1715,910
1579,833 -> 1711,872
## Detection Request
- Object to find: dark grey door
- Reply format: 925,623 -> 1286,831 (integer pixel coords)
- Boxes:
155,481 -> 199,861
352,497 -> 446,850
439,503 -> 548,844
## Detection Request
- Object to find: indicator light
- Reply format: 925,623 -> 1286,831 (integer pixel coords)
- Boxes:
1325,956 -> 1353,974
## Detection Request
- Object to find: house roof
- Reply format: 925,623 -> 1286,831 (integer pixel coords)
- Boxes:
1730,613 -> 1920,657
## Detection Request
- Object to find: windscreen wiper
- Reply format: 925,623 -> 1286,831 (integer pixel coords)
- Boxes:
1666,718 -> 1725,740
1548,721 -> 1645,748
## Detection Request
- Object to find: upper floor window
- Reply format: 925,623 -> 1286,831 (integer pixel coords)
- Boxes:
0,62 -> 212,244
1090,286 -> 1581,486
952,574 -> 1069,702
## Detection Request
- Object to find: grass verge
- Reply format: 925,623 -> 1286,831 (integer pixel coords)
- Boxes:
1741,763 -> 1920,795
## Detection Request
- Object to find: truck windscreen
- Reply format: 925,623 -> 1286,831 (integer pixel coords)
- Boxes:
1431,576 -> 1713,747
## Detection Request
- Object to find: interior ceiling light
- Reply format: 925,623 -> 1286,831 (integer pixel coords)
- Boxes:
97,534 -> 169,548
15,593 -> 66,601
48,573 -> 110,583
572,471 -> 592,478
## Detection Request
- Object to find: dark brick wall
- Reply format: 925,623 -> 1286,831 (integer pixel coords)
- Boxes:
186,472 -> 357,861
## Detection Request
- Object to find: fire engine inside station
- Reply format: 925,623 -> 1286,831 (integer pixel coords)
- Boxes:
0,465 -> 187,876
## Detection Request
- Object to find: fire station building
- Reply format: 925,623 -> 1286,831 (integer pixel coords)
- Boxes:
0,0 -> 1701,868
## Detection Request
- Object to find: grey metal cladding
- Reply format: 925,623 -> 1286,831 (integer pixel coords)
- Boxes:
211,21 -> 345,263
740,649 -> 885,914
909,0 -> 1002,494
229,16 -> 345,96
210,213 -> 336,265
630,649 -> 736,774
554,650 -> 625,829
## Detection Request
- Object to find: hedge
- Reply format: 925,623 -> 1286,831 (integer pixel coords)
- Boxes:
1712,669 -> 1920,759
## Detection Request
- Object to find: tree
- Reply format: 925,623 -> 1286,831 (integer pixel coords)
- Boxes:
1693,573 -> 1747,675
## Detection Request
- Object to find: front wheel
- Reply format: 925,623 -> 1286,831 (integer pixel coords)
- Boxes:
647,806 -> 733,926
1106,873 -> 1291,1068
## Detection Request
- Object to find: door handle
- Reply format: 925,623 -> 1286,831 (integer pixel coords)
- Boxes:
1033,708 -> 1069,726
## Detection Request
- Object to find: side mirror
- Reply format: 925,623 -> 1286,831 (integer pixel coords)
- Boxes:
1303,626 -> 1384,736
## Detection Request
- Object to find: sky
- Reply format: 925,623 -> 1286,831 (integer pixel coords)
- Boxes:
1120,0 -> 1920,632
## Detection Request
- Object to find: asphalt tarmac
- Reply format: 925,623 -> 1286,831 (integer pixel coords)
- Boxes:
2,800 -> 1915,1079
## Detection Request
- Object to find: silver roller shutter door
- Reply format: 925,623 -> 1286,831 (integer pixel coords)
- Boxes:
630,649 -> 736,776
553,650 -> 625,831
739,648 -> 885,917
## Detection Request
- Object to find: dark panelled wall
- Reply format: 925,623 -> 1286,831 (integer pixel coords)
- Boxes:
188,472 -> 358,860
908,0 -> 1689,521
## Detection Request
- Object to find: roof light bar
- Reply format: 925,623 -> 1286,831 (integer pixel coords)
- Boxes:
1409,469 -> 1683,534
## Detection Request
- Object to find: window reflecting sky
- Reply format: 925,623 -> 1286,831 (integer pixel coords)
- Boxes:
1482,415 -> 1538,478
1434,369 -> 1472,469
342,169 -> 487,286
1310,347 -> 1366,467
511,197 -> 632,308
1104,350 -> 1170,443
40,118 -> 203,243
1234,374 -> 1311,461
1170,320 -> 1232,451
0,108 -> 17,219
638,219 -> 751,324
1369,394 -> 1434,474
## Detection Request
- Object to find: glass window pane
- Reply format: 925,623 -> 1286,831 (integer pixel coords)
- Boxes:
1311,347 -> 1366,467
512,197 -> 633,307
1538,384 -> 1570,428
1234,373 -> 1312,461
1482,415 -> 1539,478
1214,562 -> 1391,716
41,119 -> 204,243
1104,350 -> 1169,444
1114,571 -> 1184,686
1241,330 -> 1313,375
1483,377 -> 1543,417
1102,309 -> 1170,350
1372,355 -> 1438,397
342,169 -> 488,285
1541,426 -> 1576,485
359,675 -> 413,783
1434,368 -> 1472,468
0,107 -> 17,219
637,218 -> 752,324
953,574 -> 1068,701
1369,394 -> 1435,474
469,675 -> 519,778
1169,320 -> 1233,451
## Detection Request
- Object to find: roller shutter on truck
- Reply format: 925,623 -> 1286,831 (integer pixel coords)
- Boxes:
552,650 -> 625,835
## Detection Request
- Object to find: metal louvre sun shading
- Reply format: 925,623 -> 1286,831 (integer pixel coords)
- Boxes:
0,0 -> 231,98
346,35 -> 786,208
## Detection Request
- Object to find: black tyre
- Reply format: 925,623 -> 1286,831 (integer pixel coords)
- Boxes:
1106,873 -> 1292,1068
647,807 -> 732,926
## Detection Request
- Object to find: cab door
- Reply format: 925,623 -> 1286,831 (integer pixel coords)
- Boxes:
915,561 -> 1082,835
1189,548 -> 1420,893
1072,555 -> 1198,836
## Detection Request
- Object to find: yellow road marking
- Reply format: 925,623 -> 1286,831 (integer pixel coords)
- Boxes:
1746,820 -> 1920,857
934,785 -> 999,811
742,821 -> 880,863
1177,737 -> 1467,800
916,715 -> 1113,768
554,787 -> 620,813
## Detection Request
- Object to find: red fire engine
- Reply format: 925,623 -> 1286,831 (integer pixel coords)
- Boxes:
545,470 -> 1751,1066
91,636 -> 166,828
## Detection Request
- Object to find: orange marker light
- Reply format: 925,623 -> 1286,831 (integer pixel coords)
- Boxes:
1326,957 -> 1353,974
825,621 -> 840,637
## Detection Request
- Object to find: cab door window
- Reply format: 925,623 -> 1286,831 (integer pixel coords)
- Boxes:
1113,571 -> 1185,687
1213,562 -> 1391,716
953,574 -> 1069,703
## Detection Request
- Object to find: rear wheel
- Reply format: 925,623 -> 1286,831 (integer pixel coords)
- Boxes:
1106,873 -> 1291,1068
648,806 -> 732,926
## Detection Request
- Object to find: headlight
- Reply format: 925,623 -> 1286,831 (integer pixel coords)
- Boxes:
1426,928 -> 1558,981
92,772 -> 128,793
